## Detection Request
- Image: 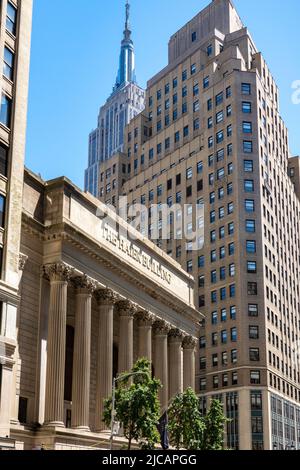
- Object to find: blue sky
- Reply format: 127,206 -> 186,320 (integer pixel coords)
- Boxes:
26,0 -> 300,189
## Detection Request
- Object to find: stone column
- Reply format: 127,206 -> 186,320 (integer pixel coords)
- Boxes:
71,276 -> 95,431
117,300 -> 136,374
169,329 -> 184,399
43,263 -> 72,427
95,289 -> 117,432
137,310 -> 154,362
154,320 -> 170,412
183,336 -> 197,391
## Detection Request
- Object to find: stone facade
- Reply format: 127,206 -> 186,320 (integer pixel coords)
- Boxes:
2,169 -> 200,450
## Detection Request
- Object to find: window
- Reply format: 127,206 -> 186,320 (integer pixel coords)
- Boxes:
219,226 -> 225,239
211,250 -> 217,262
182,69 -> 187,81
245,199 -> 255,212
157,89 -> 162,100
223,374 -> 228,387
250,371 -> 261,385
243,141 -> 253,153
248,304 -> 258,317
229,284 -> 235,298
0,94 -> 12,128
247,261 -> 257,273
200,379 -> 206,391
228,222 -> 234,236
216,111 -> 224,124
249,326 -> 259,339
216,130 -> 224,144
197,161 -> 203,174
246,240 -> 256,254
228,202 -> 234,215
229,264 -> 235,277
173,77 -> 178,89
220,246 -> 225,259
227,143 -> 233,157
221,330 -> 227,344
250,348 -> 260,362
6,2 -> 17,36
242,83 -> 251,95
200,357 -> 206,370
211,311 -> 218,325
165,137 -> 170,150
230,306 -> 236,320
173,109 -> 178,121
183,125 -> 189,138
213,376 -> 219,389
244,180 -> 254,192
212,332 -> 218,346
231,349 -> 237,364
220,267 -> 226,280
244,160 -> 253,172
203,76 -> 209,89
216,92 -> 223,106
228,242 -> 234,255
231,328 -> 237,342
219,207 -> 225,219
207,44 -> 213,56
157,121 -> 162,132
3,47 -> 14,81
0,143 -> 9,177
242,101 -> 252,113
187,260 -> 193,273
232,372 -> 238,385
192,31 -> 197,42
208,136 -> 213,148
248,282 -> 257,296
198,255 -> 205,268
246,220 -> 256,233
222,352 -> 228,366
208,117 -> 213,129
191,63 -> 196,75
193,100 -> 200,112
174,131 -> 180,143
149,148 -> 154,160
194,118 -> 200,130
226,104 -> 232,117
207,98 -> 212,111
0,195 -> 6,228
243,121 -> 252,133
186,186 -> 192,198
227,124 -> 232,137
226,86 -> 232,98
217,168 -> 225,180
220,287 -> 226,300
157,184 -> 163,197
221,308 -> 227,322
18,397 -> 28,424
212,354 -> 218,368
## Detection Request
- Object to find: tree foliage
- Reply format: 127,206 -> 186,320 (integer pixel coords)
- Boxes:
168,390 -> 228,451
168,388 -> 205,450
103,358 -> 161,450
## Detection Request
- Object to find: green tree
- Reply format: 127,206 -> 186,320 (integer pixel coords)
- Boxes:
103,358 -> 161,450
201,399 -> 228,450
168,388 -> 205,450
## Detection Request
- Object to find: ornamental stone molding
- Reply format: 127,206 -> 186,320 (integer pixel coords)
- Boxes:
18,253 -> 28,272
183,336 -> 198,349
169,328 -> 185,342
95,288 -> 119,305
136,310 -> 155,326
72,274 -> 97,294
153,319 -> 171,335
43,262 -> 74,282
116,299 -> 136,317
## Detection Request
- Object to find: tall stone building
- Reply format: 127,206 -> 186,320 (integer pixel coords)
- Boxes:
0,0 -> 33,446
97,0 -> 300,450
84,1 -> 145,197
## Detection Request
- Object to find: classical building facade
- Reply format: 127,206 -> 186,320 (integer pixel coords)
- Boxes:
0,168 -> 200,450
96,0 -> 300,450
0,0 -> 33,449
84,1 -> 145,197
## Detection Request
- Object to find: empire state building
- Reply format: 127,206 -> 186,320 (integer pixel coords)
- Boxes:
85,1 -> 145,197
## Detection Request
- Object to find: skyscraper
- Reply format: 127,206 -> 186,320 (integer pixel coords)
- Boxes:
96,0 -> 300,450
84,1 -> 145,197
0,0 -> 33,443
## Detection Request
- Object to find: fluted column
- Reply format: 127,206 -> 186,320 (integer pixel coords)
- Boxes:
183,336 -> 197,391
95,289 -> 117,432
43,263 -> 73,427
169,329 -> 184,399
117,300 -> 136,374
71,276 -> 95,431
137,310 -> 154,362
154,320 -> 171,412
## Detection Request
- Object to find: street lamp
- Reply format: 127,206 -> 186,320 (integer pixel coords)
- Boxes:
110,371 -> 148,450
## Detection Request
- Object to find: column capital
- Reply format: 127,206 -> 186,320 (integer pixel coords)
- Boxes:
43,262 -> 74,283
169,328 -> 185,343
116,299 -> 136,317
153,319 -> 171,336
72,275 -> 96,294
95,288 -> 119,305
136,309 -> 155,326
183,336 -> 198,349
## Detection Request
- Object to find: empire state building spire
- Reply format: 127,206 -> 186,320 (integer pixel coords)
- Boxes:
114,0 -> 136,91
